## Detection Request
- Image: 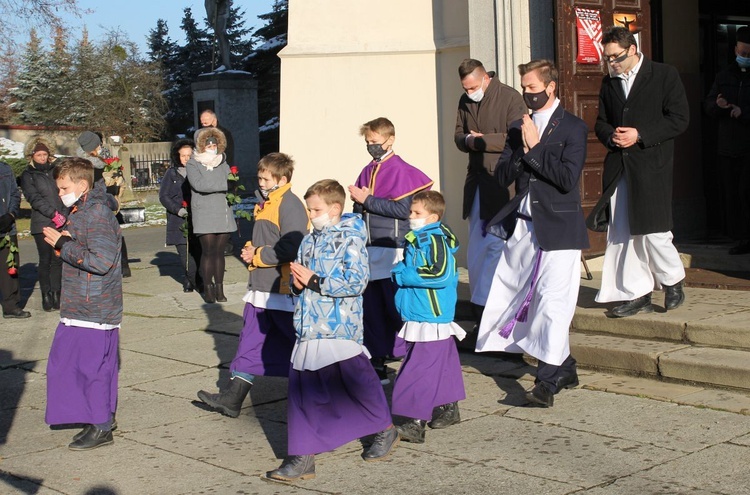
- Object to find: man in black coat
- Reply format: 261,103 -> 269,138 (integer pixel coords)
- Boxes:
704,26 -> 750,253
588,26 -> 690,318
476,60 -> 588,407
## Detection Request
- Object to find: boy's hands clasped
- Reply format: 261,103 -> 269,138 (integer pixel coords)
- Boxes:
43,226 -> 71,248
347,185 -> 370,204
290,261 -> 315,290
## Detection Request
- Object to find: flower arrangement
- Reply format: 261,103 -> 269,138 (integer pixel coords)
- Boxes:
103,157 -> 123,173
227,166 -> 252,221
0,234 -> 18,276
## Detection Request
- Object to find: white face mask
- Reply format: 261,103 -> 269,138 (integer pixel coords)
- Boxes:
467,77 -> 486,103
61,191 -> 82,208
409,218 -> 427,230
205,148 -> 218,156
311,211 -> 332,231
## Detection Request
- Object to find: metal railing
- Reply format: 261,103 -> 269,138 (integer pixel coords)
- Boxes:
130,154 -> 170,190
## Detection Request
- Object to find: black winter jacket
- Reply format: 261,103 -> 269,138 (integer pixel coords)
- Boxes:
20,161 -> 68,235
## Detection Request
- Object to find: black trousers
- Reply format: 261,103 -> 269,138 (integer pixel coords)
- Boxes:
0,234 -> 21,313
536,354 -> 577,394
33,233 -> 62,293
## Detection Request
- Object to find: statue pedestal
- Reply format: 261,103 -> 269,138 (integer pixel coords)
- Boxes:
192,72 -> 260,191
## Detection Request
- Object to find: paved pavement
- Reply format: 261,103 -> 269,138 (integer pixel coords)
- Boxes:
2,226 -> 750,494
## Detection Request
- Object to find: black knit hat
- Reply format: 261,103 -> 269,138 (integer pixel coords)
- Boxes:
78,131 -> 101,153
738,26 -> 750,45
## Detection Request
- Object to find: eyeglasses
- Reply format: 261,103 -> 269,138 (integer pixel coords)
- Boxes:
605,49 -> 630,64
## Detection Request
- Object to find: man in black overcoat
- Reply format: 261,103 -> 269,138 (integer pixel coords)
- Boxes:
587,26 -> 690,318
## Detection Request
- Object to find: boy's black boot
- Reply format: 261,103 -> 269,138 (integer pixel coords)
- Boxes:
215,283 -> 227,302
264,455 -> 316,482
197,377 -> 252,418
42,291 -> 54,312
428,401 -> 461,429
396,419 -> 426,443
203,284 -> 216,303
362,425 -> 399,461
52,291 -> 61,310
68,426 -> 113,451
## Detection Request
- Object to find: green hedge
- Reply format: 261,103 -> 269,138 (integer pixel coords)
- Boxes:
0,157 -> 28,178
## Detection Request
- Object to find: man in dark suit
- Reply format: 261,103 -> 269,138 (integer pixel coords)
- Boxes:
588,26 -> 690,318
475,60 -> 588,408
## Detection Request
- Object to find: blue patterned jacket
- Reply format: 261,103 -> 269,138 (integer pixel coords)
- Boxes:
293,213 -> 369,343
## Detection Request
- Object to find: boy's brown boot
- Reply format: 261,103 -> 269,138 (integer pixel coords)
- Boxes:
263,455 -> 316,482
197,377 -> 252,418
362,425 -> 399,461
396,419 -> 426,443
428,401 -> 460,429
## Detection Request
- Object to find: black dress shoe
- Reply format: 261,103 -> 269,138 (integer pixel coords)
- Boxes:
68,426 -> 113,451
611,294 -> 654,318
3,308 -> 31,319
526,382 -> 554,407
555,371 -> 579,390
362,425 -> 399,461
664,280 -> 685,310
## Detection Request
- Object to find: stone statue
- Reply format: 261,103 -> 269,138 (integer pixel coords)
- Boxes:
205,0 -> 232,70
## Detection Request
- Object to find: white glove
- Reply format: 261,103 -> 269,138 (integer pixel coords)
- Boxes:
177,208 -> 188,218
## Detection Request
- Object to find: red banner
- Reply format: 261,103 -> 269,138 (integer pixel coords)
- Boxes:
576,7 -> 602,65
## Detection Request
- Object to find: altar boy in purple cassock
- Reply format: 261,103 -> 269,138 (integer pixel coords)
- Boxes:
391,190 -> 466,444
43,157 -> 122,451
348,117 -> 433,383
264,180 -> 398,483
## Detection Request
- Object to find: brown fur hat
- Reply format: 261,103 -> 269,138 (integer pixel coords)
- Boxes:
196,127 -> 227,154
23,135 -> 56,162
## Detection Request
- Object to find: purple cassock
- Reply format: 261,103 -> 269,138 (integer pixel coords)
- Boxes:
354,154 -> 433,201
287,353 -> 393,456
391,339 -> 466,420
46,323 -> 119,426
231,303 -> 296,377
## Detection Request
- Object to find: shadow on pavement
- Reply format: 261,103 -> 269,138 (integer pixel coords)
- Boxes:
0,349 -> 43,494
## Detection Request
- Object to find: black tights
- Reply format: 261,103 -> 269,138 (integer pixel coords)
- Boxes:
199,233 -> 230,285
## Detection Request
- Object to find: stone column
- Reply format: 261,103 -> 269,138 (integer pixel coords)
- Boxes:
191,72 -> 260,191
468,0 -> 531,89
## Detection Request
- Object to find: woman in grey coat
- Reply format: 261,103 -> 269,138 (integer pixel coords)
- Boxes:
186,127 -> 237,303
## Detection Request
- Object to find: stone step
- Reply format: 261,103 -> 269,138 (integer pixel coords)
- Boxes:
570,332 -> 750,391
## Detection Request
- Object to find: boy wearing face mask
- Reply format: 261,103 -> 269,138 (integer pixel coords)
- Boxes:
389,190 -> 466,444
705,26 -> 750,253
42,157 -> 122,450
264,179 -> 398,482
348,117 -> 433,384
197,152 -> 308,418
475,60 -> 589,408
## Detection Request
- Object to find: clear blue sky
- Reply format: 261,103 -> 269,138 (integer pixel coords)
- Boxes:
54,0 -> 276,53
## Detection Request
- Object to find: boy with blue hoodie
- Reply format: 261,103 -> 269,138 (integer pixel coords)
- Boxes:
264,179 -> 398,483
390,190 -> 466,444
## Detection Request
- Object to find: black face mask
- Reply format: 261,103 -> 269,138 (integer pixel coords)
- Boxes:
523,89 -> 550,111
367,143 -> 388,161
